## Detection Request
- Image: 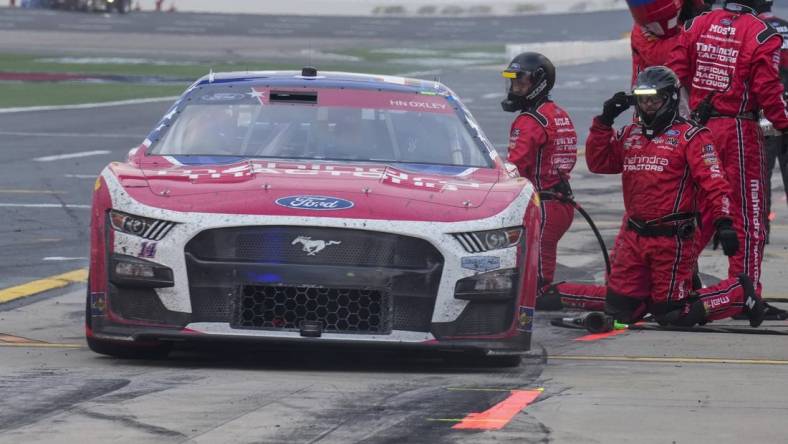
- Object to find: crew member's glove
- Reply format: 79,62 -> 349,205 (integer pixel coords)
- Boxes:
713,218 -> 739,257
598,91 -> 631,126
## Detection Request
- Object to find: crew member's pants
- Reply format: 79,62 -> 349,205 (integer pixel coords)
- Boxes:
765,134 -> 788,239
698,118 -> 766,292
609,228 -> 746,321
537,199 -> 574,287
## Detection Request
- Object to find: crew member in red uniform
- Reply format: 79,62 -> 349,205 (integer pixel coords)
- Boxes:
629,0 -> 712,85
587,66 -> 766,326
759,0 -> 788,243
667,0 -> 788,296
501,52 -> 598,310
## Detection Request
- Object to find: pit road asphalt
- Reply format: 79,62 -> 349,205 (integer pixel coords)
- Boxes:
1,7 -> 788,444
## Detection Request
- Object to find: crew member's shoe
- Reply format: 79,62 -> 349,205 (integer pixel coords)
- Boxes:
732,302 -> 788,321
739,274 -> 766,328
536,283 -> 564,311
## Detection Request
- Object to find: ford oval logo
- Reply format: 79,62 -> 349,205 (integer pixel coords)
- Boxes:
275,195 -> 354,211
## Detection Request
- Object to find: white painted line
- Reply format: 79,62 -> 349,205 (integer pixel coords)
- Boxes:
64,174 -> 98,179
0,203 -> 90,209
0,131 -> 140,139
43,257 -> 88,261
482,93 -> 505,100
0,96 -> 180,114
34,150 -> 111,162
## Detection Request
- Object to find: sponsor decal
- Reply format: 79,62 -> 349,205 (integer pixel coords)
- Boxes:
510,63 -> 521,71
291,236 -> 341,256
200,93 -> 247,102
703,144 -> 715,154
511,128 -> 521,138
90,292 -> 106,316
161,162 -> 482,192
518,306 -> 535,332
665,129 -> 680,136
623,155 -> 669,172
138,241 -> 157,258
461,256 -> 501,273
709,24 -> 736,37
703,295 -> 730,312
389,99 -> 447,111
275,195 -> 354,211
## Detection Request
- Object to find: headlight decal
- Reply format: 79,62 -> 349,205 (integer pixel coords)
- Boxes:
452,227 -> 523,253
109,210 -> 176,241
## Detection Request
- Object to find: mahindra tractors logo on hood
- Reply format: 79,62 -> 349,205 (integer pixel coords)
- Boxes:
275,195 -> 355,210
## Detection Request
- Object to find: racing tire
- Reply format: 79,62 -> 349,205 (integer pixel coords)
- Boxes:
85,289 -> 171,359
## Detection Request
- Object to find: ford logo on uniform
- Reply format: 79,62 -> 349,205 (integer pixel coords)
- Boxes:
275,195 -> 355,210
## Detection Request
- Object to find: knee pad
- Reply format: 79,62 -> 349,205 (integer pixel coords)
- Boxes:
604,289 -> 646,324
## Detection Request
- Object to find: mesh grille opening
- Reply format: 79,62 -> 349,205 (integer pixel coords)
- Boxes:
232,285 -> 390,334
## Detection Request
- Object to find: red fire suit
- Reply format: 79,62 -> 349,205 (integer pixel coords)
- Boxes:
631,24 -> 683,86
668,5 -> 788,291
586,116 -> 748,321
508,101 -> 577,291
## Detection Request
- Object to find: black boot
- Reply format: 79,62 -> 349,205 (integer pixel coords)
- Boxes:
657,300 -> 707,327
739,274 -> 766,328
763,302 -> 788,320
536,283 -> 564,311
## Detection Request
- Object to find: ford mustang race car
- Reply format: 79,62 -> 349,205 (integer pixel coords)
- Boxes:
86,67 -> 541,366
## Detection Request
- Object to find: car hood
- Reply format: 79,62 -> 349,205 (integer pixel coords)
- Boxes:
111,156 -> 523,222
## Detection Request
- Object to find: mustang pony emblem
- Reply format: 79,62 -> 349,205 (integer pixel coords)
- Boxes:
292,236 -> 341,256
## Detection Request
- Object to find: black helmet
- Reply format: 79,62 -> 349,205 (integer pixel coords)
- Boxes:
633,66 -> 681,138
724,0 -> 765,12
500,52 -> 556,112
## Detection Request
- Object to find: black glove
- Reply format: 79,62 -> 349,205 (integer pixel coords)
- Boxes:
714,218 -> 738,257
598,91 -> 631,126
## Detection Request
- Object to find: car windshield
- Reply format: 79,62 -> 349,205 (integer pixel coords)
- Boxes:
150,85 -> 494,168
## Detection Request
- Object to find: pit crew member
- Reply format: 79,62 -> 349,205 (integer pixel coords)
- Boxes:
586,66 -> 766,327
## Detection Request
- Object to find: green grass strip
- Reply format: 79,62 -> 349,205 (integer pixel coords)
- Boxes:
0,83 -> 188,108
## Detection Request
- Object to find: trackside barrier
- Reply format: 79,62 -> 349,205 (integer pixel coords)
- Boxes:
506,38 -> 630,67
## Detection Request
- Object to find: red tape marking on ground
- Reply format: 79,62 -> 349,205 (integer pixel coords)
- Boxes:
452,389 -> 543,430
574,329 -> 629,341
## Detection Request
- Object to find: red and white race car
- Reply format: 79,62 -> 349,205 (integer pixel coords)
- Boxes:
86,68 -> 541,365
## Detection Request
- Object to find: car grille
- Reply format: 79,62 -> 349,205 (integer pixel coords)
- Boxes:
231,285 -> 389,334
185,226 -> 443,333
186,226 -> 440,268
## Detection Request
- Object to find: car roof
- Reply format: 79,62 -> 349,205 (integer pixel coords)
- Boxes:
191,69 -> 453,95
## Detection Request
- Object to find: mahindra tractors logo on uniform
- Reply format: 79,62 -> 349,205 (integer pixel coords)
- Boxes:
275,195 -> 355,210
624,155 -> 669,172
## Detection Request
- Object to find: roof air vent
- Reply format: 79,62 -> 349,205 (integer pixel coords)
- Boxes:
301,66 -> 318,77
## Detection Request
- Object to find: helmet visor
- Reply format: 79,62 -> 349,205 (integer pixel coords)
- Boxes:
633,88 -> 667,117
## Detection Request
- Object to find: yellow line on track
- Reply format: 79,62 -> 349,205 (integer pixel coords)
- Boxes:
0,268 -> 88,304
550,355 -> 788,365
